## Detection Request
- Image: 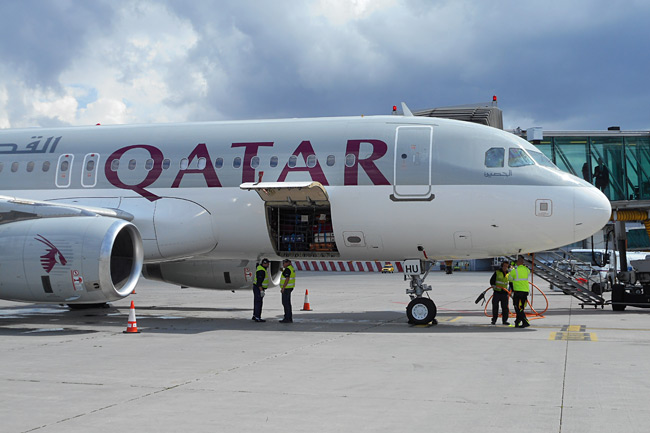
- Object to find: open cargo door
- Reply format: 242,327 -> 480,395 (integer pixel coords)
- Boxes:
241,182 -> 339,258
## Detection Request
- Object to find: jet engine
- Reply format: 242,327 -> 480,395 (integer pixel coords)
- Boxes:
142,259 -> 283,290
0,216 -> 143,304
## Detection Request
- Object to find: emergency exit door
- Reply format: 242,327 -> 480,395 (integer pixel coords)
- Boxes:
393,126 -> 433,199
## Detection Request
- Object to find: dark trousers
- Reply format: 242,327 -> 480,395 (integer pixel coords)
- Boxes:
492,290 -> 509,323
513,291 -> 529,326
253,284 -> 264,319
282,289 -> 293,321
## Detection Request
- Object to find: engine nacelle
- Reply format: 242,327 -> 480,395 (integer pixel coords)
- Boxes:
0,216 -> 143,304
142,259 -> 282,290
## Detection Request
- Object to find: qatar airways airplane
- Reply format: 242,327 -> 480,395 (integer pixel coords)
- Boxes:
0,105 -> 611,324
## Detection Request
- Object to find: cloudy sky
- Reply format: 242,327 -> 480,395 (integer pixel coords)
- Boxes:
0,0 -> 648,131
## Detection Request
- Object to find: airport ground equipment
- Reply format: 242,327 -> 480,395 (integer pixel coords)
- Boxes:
609,218 -> 650,310
505,253 -> 606,308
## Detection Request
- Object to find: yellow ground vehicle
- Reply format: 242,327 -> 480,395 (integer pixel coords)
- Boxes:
381,264 -> 394,273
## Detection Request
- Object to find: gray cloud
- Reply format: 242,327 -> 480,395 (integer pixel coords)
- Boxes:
1,0 -> 649,130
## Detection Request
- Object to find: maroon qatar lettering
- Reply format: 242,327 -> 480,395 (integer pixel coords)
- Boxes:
104,144 -> 165,201
231,142 -> 274,183
171,143 -> 222,188
105,138 -> 390,199
343,139 -> 390,186
277,140 -> 328,185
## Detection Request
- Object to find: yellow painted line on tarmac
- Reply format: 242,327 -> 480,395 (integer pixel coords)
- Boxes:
550,325 -> 597,341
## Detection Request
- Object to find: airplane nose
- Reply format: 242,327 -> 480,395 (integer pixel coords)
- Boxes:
574,187 -> 612,241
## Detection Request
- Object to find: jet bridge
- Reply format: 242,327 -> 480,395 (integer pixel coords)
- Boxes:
241,181 -> 339,259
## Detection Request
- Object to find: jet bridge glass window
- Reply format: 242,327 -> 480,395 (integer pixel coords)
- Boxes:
508,148 -> 534,167
485,147 -> 505,167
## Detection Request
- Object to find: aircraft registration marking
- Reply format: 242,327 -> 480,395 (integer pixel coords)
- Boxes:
550,325 -> 597,341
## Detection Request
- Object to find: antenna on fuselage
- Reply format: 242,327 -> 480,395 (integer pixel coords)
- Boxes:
401,102 -> 414,117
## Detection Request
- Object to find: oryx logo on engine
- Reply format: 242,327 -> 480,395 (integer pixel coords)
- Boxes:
35,235 -> 67,273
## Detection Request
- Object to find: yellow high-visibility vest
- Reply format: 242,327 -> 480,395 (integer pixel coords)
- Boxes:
495,270 -> 509,291
281,265 -> 296,289
256,265 -> 269,289
509,265 -> 530,292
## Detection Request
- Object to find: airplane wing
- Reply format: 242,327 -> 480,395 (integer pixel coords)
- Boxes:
0,195 -> 134,224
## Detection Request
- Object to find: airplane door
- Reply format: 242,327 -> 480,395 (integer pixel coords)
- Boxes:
393,126 -> 433,199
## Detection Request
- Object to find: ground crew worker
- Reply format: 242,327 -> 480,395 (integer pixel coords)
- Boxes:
252,258 -> 270,322
279,259 -> 295,323
509,255 -> 531,328
489,261 -> 510,325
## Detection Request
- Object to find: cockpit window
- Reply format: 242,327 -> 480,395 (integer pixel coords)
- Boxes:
529,150 -> 558,169
485,147 -> 505,167
508,148 -> 534,167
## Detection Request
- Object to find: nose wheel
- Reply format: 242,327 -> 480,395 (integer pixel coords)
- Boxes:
406,297 -> 437,324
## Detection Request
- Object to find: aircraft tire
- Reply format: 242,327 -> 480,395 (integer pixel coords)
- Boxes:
406,298 -> 436,324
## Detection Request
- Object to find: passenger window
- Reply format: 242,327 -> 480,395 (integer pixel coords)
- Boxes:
180,158 -> 189,170
60,161 -> 68,172
0,162 -> 3,173
326,155 -> 335,166
345,154 -> 356,167
251,156 -> 260,169
111,159 -> 119,171
86,160 -> 95,171
485,147 -> 505,167
270,156 -> 278,168
198,157 -> 206,170
128,159 -> 136,170
11,162 -> 19,172
27,161 -> 35,172
162,158 -> 171,169
508,148 -> 534,167
145,159 -> 154,170
215,157 -> 223,169
42,161 -> 50,172
233,157 -> 241,169
306,155 -> 317,168
288,155 -> 297,168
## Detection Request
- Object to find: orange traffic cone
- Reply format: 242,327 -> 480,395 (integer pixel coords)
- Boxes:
301,289 -> 312,311
123,300 -> 140,333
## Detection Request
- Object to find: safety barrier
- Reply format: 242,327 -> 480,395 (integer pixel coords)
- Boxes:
293,261 -> 403,272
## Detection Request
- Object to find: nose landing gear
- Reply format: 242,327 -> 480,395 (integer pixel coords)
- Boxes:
404,259 -> 437,325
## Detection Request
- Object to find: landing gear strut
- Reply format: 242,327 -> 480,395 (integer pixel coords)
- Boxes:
404,260 -> 437,325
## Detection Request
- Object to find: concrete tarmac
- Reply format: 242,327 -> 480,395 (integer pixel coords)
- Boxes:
1,271 -> 649,433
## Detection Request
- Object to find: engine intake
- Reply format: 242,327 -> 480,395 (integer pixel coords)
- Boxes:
0,216 -> 143,303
